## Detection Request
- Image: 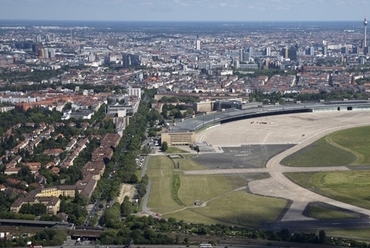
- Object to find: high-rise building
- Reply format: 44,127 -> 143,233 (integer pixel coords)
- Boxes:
239,49 -> 244,61
281,47 -> 288,58
305,46 -> 314,56
196,40 -> 201,50
233,59 -> 240,69
49,48 -> 55,58
264,47 -> 271,56
239,49 -> 249,62
288,47 -> 297,60
359,57 -> 366,64
36,35 -> 42,43
37,47 -> 44,58
122,54 -> 140,69
43,48 -> 49,59
352,46 -> 359,54
128,87 -> 142,99
248,47 -> 254,57
364,17 -> 368,48
365,46 -> 369,55
322,46 -> 327,55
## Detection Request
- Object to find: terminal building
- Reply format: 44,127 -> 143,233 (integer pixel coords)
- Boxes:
162,99 -> 370,147
161,132 -> 196,145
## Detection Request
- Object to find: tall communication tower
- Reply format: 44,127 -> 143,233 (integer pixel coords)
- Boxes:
364,17 -> 368,48
70,29 -> 73,45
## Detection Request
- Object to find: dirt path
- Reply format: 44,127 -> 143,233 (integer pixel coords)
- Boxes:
115,184 -> 136,205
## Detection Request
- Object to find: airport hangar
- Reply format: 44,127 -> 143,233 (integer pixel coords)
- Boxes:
161,100 -> 370,146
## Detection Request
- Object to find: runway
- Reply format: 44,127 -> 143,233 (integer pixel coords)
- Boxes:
196,111 -> 370,222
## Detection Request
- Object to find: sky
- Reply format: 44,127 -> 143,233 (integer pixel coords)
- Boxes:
0,0 -> 369,22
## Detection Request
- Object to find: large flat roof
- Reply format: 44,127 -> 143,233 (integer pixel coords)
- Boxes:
170,100 -> 370,132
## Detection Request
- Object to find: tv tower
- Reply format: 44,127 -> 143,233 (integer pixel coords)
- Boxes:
364,17 -> 368,48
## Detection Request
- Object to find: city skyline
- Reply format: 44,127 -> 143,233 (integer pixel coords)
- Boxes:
0,0 -> 369,22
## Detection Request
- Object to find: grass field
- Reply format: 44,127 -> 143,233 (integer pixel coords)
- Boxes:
328,126 -> 370,165
326,228 -> 370,241
177,155 -> 205,170
281,137 -> 355,167
282,126 -> 370,167
304,202 -> 360,220
286,171 -> 370,210
146,156 -> 183,213
166,147 -> 189,154
163,190 -> 287,227
147,155 -> 287,227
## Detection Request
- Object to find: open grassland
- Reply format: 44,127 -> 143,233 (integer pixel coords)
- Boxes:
178,174 -> 233,206
326,229 -> 370,241
147,155 -> 287,227
286,171 -> 370,210
305,202 -> 360,220
163,190 -> 287,227
166,147 -> 189,154
328,126 -> 370,165
146,156 -> 183,213
177,155 -> 205,170
282,126 -> 370,167
281,137 -> 355,167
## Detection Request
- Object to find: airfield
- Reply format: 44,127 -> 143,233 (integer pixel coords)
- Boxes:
194,111 -> 370,225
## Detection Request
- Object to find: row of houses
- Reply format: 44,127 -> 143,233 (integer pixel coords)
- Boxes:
9,133 -> 121,215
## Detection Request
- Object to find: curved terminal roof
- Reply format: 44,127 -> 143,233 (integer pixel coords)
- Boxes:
170,100 -> 370,132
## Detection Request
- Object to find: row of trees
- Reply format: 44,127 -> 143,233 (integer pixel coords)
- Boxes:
250,90 -> 370,105
158,95 -> 200,104
96,215 -> 370,247
90,99 -> 151,204
0,107 -> 62,137
161,103 -> 194,119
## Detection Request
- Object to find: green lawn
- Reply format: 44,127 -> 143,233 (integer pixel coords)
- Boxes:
166,147 -> 189,154
305,203 -> 360,220
146,156 -> 183,213
163,190 -> 287,227
178,174 -> 233,206
147,155 -> 287,227
281,137 -> 355,167
329,126 -> 370,165
326,228 -> 370,241
282,126 -> 370,167
177,155 -> 205,170
286,171 -> 370,210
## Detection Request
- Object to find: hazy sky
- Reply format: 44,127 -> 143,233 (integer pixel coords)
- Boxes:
1,0 -> 369,22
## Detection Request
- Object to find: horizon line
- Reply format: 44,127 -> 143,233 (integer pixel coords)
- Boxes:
0,19 -> 366,23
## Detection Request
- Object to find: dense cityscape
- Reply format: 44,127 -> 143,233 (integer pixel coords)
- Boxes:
1,19 -> 370,248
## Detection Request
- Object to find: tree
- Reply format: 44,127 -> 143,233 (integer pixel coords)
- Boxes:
130,174 -> 139,184
19,203 -> 46,216
318,230 -> 326,244
101,202 -> 121,228
32,229 -> 67,246
121,196 -> 133,216
141,145 -> 151,155
161,141 -> 168,152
